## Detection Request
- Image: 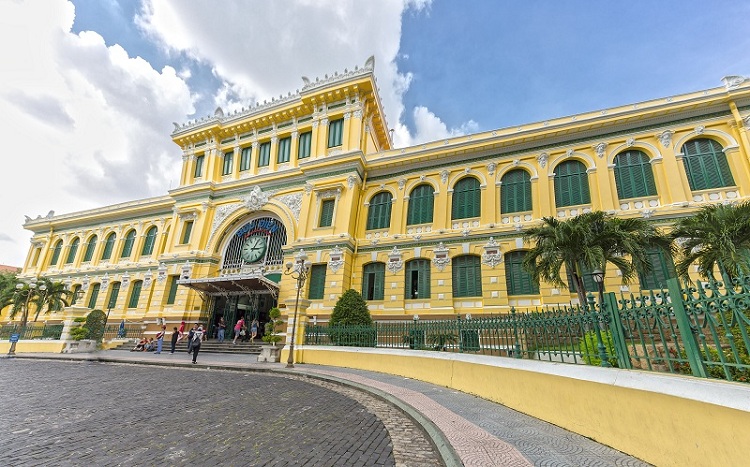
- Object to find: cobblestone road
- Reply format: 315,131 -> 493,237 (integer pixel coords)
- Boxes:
0,360 -> 441,466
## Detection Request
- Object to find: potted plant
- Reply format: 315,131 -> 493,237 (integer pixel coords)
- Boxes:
258,307 -> 283,362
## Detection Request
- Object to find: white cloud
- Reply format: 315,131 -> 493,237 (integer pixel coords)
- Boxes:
136,0 -> 469,149
0,0 -> 195,267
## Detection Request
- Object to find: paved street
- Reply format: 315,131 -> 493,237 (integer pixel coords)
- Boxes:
0,360 -> 440,466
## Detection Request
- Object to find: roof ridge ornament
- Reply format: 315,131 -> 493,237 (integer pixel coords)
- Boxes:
722,75 -> 748,90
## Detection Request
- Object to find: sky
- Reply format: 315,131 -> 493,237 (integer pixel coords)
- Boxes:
0,0 -> 749,268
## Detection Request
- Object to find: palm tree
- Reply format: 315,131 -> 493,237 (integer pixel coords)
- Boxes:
671,201 -> 750,281
0,272 -> 18,318
32,278 -> 71,322
523,211 -> 671,304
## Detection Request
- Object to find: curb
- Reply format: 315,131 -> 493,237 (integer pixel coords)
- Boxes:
10,353 -> 463,467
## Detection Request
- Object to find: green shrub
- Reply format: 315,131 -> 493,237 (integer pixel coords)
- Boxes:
85,310 -> 107,342
70,327 -> 90,341
330,289 -> 372,326
579,329 -> 618,367
261,307 -> 284,345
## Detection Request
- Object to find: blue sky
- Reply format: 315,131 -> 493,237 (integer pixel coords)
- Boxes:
0,0 -> 748,267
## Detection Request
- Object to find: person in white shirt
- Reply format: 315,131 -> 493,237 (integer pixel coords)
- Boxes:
191,325 -> 204,364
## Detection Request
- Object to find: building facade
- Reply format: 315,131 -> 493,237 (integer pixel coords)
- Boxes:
16,58 -> 750,337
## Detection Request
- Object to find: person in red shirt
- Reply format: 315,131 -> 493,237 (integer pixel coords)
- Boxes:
232,316 -> 245,345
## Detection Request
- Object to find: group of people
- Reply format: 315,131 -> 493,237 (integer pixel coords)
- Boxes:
133,316 -> 258,363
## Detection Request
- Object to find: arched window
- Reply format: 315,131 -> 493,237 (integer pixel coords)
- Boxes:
141,226 -> 158,256
83,235 -> 97,262
614,150 -> 657,199
128,280 -> 143,308
107,282 -> 121,309
120,230 -> 136,259
554,160 -> 590,207
504,251 -> 539,295
49,240 -> 63,266
65,237 -> 80,264
681,138 -> 735,190
101,233 -> 116,261
362,262 -> 385,300
452,255 -> 482,298
407,184 -> 435,225
366,192 -> 392,230
405,259 -> 431,299
87,283 -> 101,309
452,177 -> 481,219
500,169 -> 532,214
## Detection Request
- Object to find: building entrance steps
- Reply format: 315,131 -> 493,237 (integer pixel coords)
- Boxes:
12,351 -> 651,467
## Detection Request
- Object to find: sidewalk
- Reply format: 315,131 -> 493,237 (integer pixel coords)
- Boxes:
14,350 -> 651,467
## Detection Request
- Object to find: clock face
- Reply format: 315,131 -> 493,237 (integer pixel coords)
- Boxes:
241,235 -> 267,263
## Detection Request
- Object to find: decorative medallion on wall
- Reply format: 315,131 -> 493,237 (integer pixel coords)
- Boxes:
593,142 -> 608,158
82,275 -> 90,291
244,186 -> 269,211
100,273 -> 110,290
157,263 -> 167,283
432,242 -> 451,271
328,245 -> 344,273
537,153 -> 548,168
387,246 -> 404,274
180,261 -> 192,280
143,269 -> 153,288
121,272 -> 130,289
481,237 -> 503,268
657,130 -> 674,148
276,193 -> 303,221
486,162 -> 496,176
440,170 -> 449,184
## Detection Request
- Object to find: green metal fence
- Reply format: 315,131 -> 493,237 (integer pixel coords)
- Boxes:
0,323 -> 64,340
304,276 -> 750,383
102,323 -> 145,340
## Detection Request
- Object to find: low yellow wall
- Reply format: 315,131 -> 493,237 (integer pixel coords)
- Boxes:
0,341 -> 66,354
299,347 -> 749,467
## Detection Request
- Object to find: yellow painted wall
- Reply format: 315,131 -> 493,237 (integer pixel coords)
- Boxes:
299,347 -> 750,467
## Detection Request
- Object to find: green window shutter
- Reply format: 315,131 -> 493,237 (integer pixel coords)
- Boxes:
166,275 -> 179,304
141,227 -> 157,255
128,281 -> 143,308
50,241 -> 62,266
101,233 -> 115,260
277,136 -> 291,163
71,285 -> 81,305
181,221 -> 193,244
452,255 -> 482,298
405,259 -> 431,299
194,155 -> 204,177
500,169 -> 532,214
307,264 -> 327,300
366,192 -> 392,230
362,262 -> 385,300
222,151 -> 233,175
108,282 -> 121,309
554,160 -> 590,207
452,177 -> 481,219
65,238 -> 80,264
87,283 -> 100,309
406,184 -> 435,225
83,235 -> 97,262
566,263 -> 597,293
328,118 -> 343,148
638,247 -> 676,290
319,199 -> 335,227
298,131 -> 312,159
681,138 -> 734,190
614,151 -> 657,199
504,251 -> 539,295
258,142 -> 271,167
240,147 -> 252,171
120,231 -> 136,259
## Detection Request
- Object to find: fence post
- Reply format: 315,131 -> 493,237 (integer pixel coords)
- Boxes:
666,277 -> 707,378
604,292 -> 631,369
511,307 -> 523,358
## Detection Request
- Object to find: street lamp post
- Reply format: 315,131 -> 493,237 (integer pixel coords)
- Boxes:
590,268 -> 612,368
8,278 -> 38,356
283,251 -> 311,368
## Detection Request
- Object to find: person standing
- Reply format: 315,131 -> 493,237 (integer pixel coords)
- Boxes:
232,316 -> 245,345
176,321 -> 186,343
217,317 -> 226,342
191,325 -> 204,364
250,319 -> 259,341
155,325 -> 166,354
170,326 -> 179,354
187,324 -> 197,354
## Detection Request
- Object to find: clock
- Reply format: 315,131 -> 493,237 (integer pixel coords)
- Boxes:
241,235 -> 267,263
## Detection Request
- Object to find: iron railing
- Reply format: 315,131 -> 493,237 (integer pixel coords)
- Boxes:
102,323 -> 146,340
0,323 -> 64,340
305,276 -> 750,383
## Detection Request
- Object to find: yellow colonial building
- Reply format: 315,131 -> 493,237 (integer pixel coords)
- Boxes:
16,58 -> 750,339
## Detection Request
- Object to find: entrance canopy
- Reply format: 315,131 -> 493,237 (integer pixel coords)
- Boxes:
177,274 -> 279,297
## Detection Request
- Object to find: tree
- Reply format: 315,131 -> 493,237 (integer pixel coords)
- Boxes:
0,272 -> 18,318
32,278 -> 71,322
523,211 -> 671,303
671,201 -> 750,281
330,289 -> 373,326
